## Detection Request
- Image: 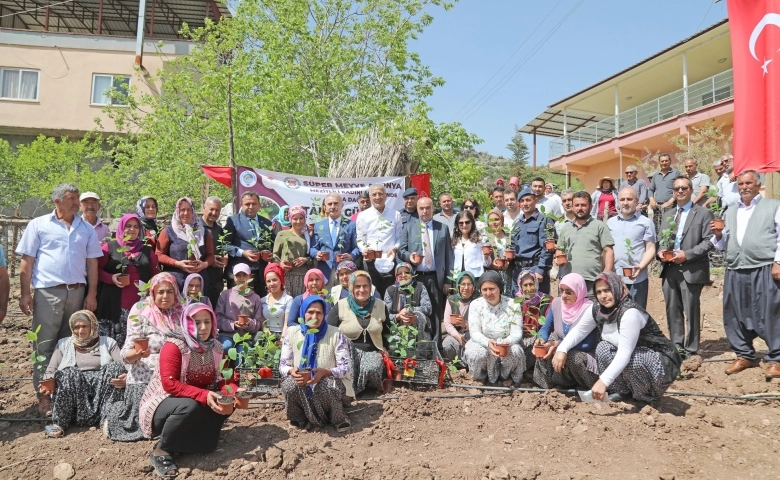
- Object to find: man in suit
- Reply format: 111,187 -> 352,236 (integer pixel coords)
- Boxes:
398,196 -> 453,344
224,192 -> 275,297
657,176 -> 714,359
310,193 -> 360,287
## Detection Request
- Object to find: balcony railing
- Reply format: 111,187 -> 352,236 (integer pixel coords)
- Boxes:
549,69 -> 733,159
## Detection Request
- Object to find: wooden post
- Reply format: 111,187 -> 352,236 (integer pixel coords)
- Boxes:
97,0 -> 103,34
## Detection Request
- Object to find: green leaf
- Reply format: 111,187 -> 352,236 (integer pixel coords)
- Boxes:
25,332 -> 37,342
228,348 -> 238,361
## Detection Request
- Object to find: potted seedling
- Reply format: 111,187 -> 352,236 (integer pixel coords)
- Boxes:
27,325 -> 55,393
215,231 -> 231,265
659,215 -> 678,262
539,206 -> 562,251
128,280 -> 159,352
510,295 -> 550,358
218,382 -> 236,415
622,238 -> 635,277
411,221 -> 428,264
387,322 -> 419,378
707,186 -> 725,229
186,237 -> 200,267
236,279 -> 254,328
249,223 -> 273,262
114,234 -> 134,287
554,245 -> 568,266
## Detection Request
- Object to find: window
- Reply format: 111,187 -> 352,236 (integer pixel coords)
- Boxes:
91,74 -> 130,106
0,68 -> 40,101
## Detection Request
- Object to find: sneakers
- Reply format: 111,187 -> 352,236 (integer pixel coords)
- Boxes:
38,396 -> 52,417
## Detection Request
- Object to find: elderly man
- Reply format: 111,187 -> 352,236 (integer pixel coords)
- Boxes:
350,190 -> 371,222
16,183 -> 103,416
555,189 -> 576,235
310,193 -> 359,287
224,192 -> 275,296
356,184 -> 403,296
199,196 -> 227,306
79,192 -> 109,244
710,156 -> 740,210
433,192 -> 456,238
624,165 -> 649,211
606,187 -> 657,308
399,196 -> 453,342
657,176 -> 713,359
509,188 -> 554,295
684,158 -> 711,206
399,188 -> 420,226
711,171 -> 780,378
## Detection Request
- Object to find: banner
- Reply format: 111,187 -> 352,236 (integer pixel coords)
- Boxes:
728,0 -> 780,173
236,166 -> 405,222
201,165 -> 233,188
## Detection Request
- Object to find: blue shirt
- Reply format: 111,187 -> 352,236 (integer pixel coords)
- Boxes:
16,211 -> 103,288
0,245 -> 6,268
606,212 -> 656,284
509,210 -> 553,275
673,201 -> 694,251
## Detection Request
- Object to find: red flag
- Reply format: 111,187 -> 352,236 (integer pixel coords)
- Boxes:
728,0 -> 780,173
409,173 -> 431,198
201,165 -> 233,188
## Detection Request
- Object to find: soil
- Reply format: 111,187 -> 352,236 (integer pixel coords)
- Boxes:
0,276 -> 779,479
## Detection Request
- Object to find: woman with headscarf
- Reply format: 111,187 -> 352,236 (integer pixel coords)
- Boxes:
40,311 -> 126,438
533,273 -> 599,390
139,303 -> 238,478
273,205 -> 314,297
136,196 -> 160,248
483,208 -> 512,296
383,263 -> 432,346
271,205 -> 292,236
103,272 -> 183,442
156,197 -> 215,291
285,268 -> 330,334
182,273 -> 212,308
463,271 -> 525,386
280,296 -> 354,432
591,177 -> 619,220
553,272 -> 681,404
215,264 -> 263,351
97,213 -> 159,346
260,263 -> 292,336
516,270 -> 552,371
442,271 -> 478,362
327,270 -> 391,395
329,260 -> 380,301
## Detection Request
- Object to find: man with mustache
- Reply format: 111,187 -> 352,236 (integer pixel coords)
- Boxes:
80,192 -> 109,245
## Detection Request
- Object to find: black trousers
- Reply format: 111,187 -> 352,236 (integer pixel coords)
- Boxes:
723,265 -> 780,362
205,266 -> 224,307
152,397 -> 230,453
364,261 -> 395,298
415,271 -> 443,344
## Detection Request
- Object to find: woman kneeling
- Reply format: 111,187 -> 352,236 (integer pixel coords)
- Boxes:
464,272 -> 525,386
42,311 -> 126,438
139,303 -> 236,478
553,272 -> 681,404
281,296 -> 354,432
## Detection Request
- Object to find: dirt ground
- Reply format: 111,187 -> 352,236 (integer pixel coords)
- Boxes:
0,275 -> 779,480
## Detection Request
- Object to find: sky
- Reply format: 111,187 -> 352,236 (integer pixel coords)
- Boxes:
413,0 -> 729,164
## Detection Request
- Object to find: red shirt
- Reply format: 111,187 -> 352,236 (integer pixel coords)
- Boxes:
158,342 -> 235,406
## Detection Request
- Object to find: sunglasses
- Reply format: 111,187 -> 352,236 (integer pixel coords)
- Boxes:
463,205 -> 476,210
458,221 -> 472,226
673,186 -> 690,191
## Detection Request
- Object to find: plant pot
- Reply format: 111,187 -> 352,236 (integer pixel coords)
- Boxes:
282,261 -> 294,269
544,240 -> 557,250
320,252 -> 330,261
504,250 -> 515,261
215,254 -> 227,264
393,370 -> 403,381
622,267 -> 634,277
712,218 -> 725,229
532,343 -> 549,358
410,253 -> 423,264
260,250 -> 273,262
218,396 -> 235,415
298,368 -> 311,376
494,343 -> 509,357
39,378 -> 56,394
492,258 -> 506,270
662,250 -> 675,262
336,253 -> 348,262
450,314 -> 462,325
186,260 -> 199,267
234,391 -> 251,409
133,337 -> 149,352
117,274 -> 130,287
555,254 -> 567,266
481,245 -> 493,255
236,315 -> 250,328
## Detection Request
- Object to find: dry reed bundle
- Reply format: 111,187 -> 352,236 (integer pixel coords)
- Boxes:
327,129 -> 412,178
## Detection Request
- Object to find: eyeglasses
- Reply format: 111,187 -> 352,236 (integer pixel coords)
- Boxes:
559,288 -> 574,295
460,283 -> 474,288
672,186 -> 690,191
463,205 -> 476,210
458,221 -> 472,226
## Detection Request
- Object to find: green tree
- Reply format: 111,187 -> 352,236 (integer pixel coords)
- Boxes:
506,127 -> 530,177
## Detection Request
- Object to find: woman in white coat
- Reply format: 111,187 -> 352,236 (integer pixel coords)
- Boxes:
451,211 -> 491,281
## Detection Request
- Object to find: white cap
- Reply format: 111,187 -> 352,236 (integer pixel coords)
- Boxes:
233,264 -> 251,276
79,192 -> 100,201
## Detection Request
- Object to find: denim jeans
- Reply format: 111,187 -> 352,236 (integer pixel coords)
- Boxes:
627,279 -> 649,309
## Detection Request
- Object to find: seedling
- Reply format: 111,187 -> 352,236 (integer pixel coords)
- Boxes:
706,186 -> 724,219
448,356 -> 463,374
26,325 -> 52,376
387,322 -> 418,358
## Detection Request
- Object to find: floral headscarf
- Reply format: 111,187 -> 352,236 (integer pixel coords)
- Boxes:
302,269 -> 326,299
171,302 -> 217,354
135,196 -> 158,226
137,272 -> 184,333
171,197 -> 204,257
264,263 -> 285,291
455,271 -> 477,303
516,270 -> 551,332
116,213 -> 144,256
288,205 -> 306,220
182,273 -> 204,300
347,270 -> 375,317
336,260 -> 357,274
69,310 -> 99,353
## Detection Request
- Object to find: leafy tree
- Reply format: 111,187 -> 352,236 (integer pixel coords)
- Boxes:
506,127 -> 530,176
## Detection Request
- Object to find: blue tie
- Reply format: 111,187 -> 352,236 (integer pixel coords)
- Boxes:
330,220 -> 338,248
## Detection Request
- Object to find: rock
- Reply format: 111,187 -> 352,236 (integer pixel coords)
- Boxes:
178,467 -> 191,477
762,419 -> 771,426
53,463 -> 75,480
489,466 -> 510,480
659,475 -> 675,480
643,415 -> 656,426
681,355 -> 702,373
571,424 -> 588,435
520,396 -> 540,411
265,447 -> 284,469
709,416 -> 724,428
281,452 -> 301,472
240,463 -> 255,472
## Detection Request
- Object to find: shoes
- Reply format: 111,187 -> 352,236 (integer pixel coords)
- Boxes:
724,357 -> 760,375
336,421 -> 351,433
765,362 -> 780,381
38,396 -> 52,417
608,392 -> 627,403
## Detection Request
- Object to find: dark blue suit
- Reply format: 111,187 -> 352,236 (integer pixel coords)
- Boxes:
309,216 -> 360,280
224,211 -> 274,296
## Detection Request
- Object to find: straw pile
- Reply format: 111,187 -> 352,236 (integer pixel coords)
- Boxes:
327,129 -> 413,178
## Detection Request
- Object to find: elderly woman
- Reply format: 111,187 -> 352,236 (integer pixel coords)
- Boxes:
591,177 -> 619,219
97,213 -> 159,346
139,303 -> 237,478
554,272 -> 681,404
452,211 -> 491,281
272,205 -> 292,236
156,197 -> 215,290
216,264 -> 263,351
327,270 -> 391,395
280,296 -> 354,431
329,260 -> 380,300
103,272 -> 183,442
136,196 -> 160,248
516,270 -> 552,371
285,269 -> 329,333
273,205 -> 314,298
533,273 -> 599,390
384,262 -> 432,344
442,271 -> 477,362
483,209 -> 512,296
182,273 -> 212,308
260,263 -> 292,336
40,311 -> 126,438
463,272 -> 525,386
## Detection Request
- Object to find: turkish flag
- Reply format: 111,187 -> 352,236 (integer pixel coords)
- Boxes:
409,172 -> 431,198
201,165 -> 233,188
728,0 -> 780,173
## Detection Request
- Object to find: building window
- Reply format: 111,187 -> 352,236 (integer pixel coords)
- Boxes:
0,68 -> 40,101
91,74 -> 130,106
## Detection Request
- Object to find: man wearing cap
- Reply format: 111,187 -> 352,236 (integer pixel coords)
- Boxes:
508,188 -> 555,294
79,191 -> 109,244
399,188 -> 420,226
16,183 -> 103,416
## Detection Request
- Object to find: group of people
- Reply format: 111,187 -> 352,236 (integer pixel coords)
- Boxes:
4,155 -> 777,476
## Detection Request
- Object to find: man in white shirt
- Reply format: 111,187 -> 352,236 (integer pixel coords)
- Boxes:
503,189 -> 522,227
356,184 -> 403,296
710,157 -> 739,210
79,192 -> 109,244
532,177 -> 562,218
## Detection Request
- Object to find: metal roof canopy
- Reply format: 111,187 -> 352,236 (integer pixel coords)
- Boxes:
0,0 -> 229,39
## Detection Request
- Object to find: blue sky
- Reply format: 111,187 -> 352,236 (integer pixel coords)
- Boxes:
414,0 -> 729,163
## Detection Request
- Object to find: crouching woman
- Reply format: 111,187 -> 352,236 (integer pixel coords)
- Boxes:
138,303 -> 236,478
280,296 -> 354,432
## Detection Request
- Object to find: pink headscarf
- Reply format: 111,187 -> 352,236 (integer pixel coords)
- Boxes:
302,268 -> 326,299
116,213 -> 143,255
175,302 -> 218,353
559,273 -> 593,325
288,205 -> 306,220
138,272 -> 183,332
509,177 -> 519,187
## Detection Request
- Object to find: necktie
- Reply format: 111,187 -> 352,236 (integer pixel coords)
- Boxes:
423,223 -> 433,269
330,220 -> 338,248
250,217 -> 260,240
